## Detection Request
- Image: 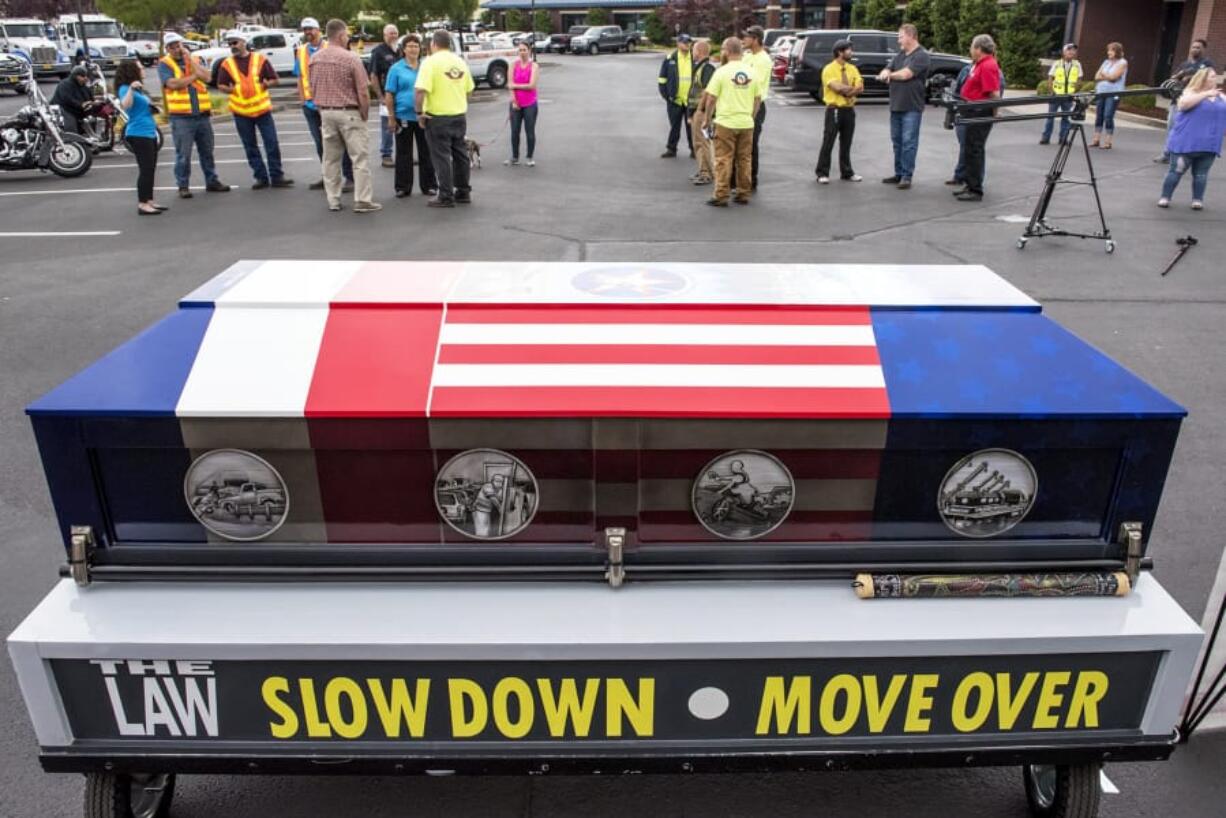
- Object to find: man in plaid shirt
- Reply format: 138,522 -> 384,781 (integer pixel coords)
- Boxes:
308,19 -> 381,213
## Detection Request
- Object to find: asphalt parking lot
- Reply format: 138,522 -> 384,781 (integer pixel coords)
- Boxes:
2,51 -> 1226,817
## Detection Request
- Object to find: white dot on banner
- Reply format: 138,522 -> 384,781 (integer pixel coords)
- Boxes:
688,687 -> 730,720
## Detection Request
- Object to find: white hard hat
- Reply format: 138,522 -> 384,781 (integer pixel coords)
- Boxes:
163,32 -> 184,46
300,18 -> 320,30
224,30 -> 248,43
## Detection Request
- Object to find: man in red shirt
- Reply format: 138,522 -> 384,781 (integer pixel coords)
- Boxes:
954,34 -> 1001,202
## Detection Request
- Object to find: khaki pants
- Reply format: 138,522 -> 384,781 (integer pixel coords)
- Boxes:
321,109 -> 373,207
690,113 -> 714,179
714,124 -> 753,203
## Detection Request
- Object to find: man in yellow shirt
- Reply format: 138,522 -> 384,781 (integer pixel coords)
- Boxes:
415,30 -> 475,207
698,38 -> 760,207
740,26 -> 773,191
816,39 -> 864,184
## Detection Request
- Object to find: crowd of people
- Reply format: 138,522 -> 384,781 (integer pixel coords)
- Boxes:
103,16 -> 528,214
656,26 -> 1225,211
55,18 -> 1225,217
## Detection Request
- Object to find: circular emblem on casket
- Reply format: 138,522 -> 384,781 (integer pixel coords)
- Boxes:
937,448 -> 1038,538
570,265 -> 690,299
692,450 -> 795,541
435,449 -> 538,540
184,449 -> 289,541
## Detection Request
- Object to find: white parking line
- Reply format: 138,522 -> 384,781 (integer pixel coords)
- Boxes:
1100,771 -> 1119,795
89,157 -> 318,170
0,231 -> 121,236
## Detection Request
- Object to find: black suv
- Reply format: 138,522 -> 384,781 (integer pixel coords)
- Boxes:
786,29 -> 969,103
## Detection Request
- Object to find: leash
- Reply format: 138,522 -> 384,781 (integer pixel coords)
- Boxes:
470,109 -> 512,149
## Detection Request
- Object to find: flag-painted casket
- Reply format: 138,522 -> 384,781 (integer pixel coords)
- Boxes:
27,261 -> 1185,581
7,263 -> 1205,813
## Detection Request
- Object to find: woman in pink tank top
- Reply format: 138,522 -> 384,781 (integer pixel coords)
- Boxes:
506,43 -> 539,166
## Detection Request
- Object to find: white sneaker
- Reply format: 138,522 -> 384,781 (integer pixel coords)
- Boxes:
817,176 -> 830,184
526,158 -> 535,167
503,158 -> 519,166
845,174 -> 863,182
1157,198 -> 1170,208
1191,200 -> 1204,210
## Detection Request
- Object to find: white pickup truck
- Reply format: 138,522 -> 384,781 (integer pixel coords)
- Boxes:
451,35 -> 517,89
193,30 -> 302,76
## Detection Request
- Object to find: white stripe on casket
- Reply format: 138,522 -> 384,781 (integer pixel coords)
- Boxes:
176,308 -> 330,417
431,363 -> 886,389
438,323 -> 878,347
211,260 -> 361,307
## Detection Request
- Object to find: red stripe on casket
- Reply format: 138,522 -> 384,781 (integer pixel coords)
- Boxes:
437,344 -> 882,366
305,306 -> 442,417
445,305 -> 874,325
429,386 -> 891,418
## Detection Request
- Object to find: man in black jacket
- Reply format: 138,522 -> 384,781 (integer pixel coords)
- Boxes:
657,33 -> 694,158
687,39 -> 717,184
50,66 -> 95,135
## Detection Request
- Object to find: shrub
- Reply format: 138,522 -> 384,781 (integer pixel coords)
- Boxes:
644,10 -> 670,45
998,0 -> 1048,89
957,0 -> 997,51
533,10 -> 552,33
586,8 -> 610,25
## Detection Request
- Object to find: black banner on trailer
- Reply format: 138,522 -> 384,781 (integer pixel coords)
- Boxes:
54,653 -> 1160,747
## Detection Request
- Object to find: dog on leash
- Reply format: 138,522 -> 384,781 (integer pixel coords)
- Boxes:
466,138 -> 482,169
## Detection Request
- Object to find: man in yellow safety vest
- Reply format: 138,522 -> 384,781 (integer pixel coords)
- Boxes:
211,31 -> 293,189
1041,43 -> 1082,145
158,32 -> 231,198
294,17 -> 352,191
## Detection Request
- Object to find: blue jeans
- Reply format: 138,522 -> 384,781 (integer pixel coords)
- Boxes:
1094,95 -> 1119,135
889,110 -> 922,179
169,114 -> 219,189
379,114 -> 393,157
1042,98 -> 1074,142
510,102 -> 538,160
1162,152 -> 1216,201
302,105 -> 352,181
233,112 -> 284,183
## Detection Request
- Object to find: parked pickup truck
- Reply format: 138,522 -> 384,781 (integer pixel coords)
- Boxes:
547,25 -> 588,54
193,30 -> 301,76
570,25 -> 641,55
450,34 -> 517,88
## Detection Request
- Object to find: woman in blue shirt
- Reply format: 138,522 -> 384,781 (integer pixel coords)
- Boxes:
1158,68 -> 1226,210
384,34 -> 437,198
1091,42 -> 1127,149
115,60 -> 164,215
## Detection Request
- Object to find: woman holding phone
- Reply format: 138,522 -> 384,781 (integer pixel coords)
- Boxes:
114,60 -> 164,215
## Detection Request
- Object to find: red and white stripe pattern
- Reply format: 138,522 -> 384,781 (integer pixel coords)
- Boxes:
428,306 -> 890,418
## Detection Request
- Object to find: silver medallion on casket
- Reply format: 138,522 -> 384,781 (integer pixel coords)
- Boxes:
692,450 -> 795,540
938,448 -> 1038,538
435,449 -> 539,540
184,449 -> 289,541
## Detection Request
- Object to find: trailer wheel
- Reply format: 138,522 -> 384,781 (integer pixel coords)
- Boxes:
1023,763 -> 1101,818
85,772 -> 175,818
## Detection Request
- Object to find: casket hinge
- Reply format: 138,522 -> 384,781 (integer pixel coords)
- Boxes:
69,525 -> 95,587
1119,521 -> 1143,583
604,527 -> 626,589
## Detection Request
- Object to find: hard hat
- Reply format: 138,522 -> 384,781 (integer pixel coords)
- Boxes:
224,31 -> 247,44
163,32 -> 184,46
300,18 -> 320,31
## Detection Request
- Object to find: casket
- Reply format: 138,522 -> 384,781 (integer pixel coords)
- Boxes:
26,261 -> 1185,582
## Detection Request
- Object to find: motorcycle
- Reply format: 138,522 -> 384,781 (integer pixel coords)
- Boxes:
0,63 -> 92,177
76,62 -> 162,155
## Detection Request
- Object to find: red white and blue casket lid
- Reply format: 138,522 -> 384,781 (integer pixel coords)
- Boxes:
25,262 -> 1183,556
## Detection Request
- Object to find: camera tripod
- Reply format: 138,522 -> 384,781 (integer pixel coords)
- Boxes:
953,87 -> 1173,253
1017,112 -> 1114,253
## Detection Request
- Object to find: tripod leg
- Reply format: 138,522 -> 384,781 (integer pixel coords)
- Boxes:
1028,124 -> 1075,236
1081,126 -> 1111,239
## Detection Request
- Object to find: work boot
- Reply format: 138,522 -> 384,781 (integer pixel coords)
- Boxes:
178,188 -> 193,199
271,177 -> 294,188
204,181 -> 230,193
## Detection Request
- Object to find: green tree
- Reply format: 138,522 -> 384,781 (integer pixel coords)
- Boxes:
284,0 -> 365,26
479,9 -> 494,26
956,0 -> 997,53
998,0 -> 1049,88
644,9 -> 669,45
207,12 -> 235,34
851,0 -> 899,30
929,0 -> 960,53
904,0 -> 935,45
505,8 -> 524,30
585,7 -> 609,25
533,10 -> 552,33
97,0 -> 198,33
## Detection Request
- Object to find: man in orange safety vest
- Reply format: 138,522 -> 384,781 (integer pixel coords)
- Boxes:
211,31 -> 293,189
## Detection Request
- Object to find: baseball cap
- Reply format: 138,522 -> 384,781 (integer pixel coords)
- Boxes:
301,18 -> 320,30
677,33 -> 693,44
832,39 -> 853,56
744,26 -> 764,41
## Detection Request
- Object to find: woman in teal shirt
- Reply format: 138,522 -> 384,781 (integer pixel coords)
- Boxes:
115,60 -> 164,215
384,35 -> 437,198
